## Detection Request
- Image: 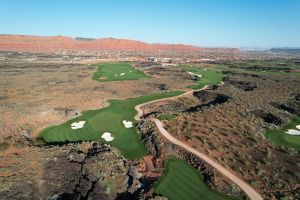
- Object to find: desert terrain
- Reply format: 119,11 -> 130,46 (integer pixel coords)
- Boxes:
0,35 -> 300,200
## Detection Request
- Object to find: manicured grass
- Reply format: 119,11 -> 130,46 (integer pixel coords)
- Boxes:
180,65 -> 225,89
92,62 -> 149,82
266,116 -> 300,150
158,114 -> 176,121
38,91 -> 183,159
155,158 -> 232,200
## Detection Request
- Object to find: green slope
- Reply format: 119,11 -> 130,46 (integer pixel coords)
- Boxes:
92,62 -> 149,82
266,116 -> 300,150
38,91 -> 183,159
155,158 -> 233,200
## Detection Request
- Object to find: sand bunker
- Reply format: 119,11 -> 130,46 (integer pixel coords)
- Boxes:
123,120 -> 133,128
71,121 -> 86,129
188,71 -> 202,78
101,132 -> 114,141
286,129 -> 300,136
296,125 -> 300,130
114,74 -> 119,76
120,73 -> 125,76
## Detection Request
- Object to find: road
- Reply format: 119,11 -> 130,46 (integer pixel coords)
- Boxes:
134,83 -> 263,200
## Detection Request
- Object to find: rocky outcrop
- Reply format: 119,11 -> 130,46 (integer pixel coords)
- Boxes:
185,91 -> 229,113
250,109 -> 283,126
224,78 -> 257,91
270,94 -> 300,115
0,142 -> 145,200
42,144 -> 115,200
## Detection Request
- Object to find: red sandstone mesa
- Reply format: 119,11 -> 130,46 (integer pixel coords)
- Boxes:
0,34 -> 239,53
0,35 -> 200,52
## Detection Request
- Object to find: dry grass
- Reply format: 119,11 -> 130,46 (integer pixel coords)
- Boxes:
0,60 -> 191,141
143,74 -> 300,198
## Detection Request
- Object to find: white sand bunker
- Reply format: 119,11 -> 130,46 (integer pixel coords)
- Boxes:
123,120 -> 133,128
286,129 -> 300,136
120,73 -> 125,76
114,74 -> 119,76
101,132 -> 114,142
187,71 -> 202,78
71,121 -> 86,129
296,125 -> 300,130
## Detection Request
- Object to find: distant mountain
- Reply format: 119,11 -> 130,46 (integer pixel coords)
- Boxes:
240,47 -> 271,52
0,34 -> 239,53
270,48 -> 300,55
0,34 -> 202,53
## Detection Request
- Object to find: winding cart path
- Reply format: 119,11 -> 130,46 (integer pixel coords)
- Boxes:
134,83 -> 263,200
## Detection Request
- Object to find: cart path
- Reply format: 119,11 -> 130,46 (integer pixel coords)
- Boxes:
134,83 -> 263,200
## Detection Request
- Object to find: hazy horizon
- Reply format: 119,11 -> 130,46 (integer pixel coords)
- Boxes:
1,0 -> 300,48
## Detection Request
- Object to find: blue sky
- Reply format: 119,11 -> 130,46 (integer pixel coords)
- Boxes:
0,0 -> 299,47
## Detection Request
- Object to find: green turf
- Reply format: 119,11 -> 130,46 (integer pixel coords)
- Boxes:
155,158 -> 233,200
158,114 -> 176,121
180,65 -> 226,89
92,62 -> 149,82
38,91 -> 183,159
265,116 -> 300,150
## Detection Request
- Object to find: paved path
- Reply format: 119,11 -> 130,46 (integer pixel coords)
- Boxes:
134,83 -> 263,200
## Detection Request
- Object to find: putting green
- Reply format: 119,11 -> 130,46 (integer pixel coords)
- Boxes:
266,116 -> 300,150
180,65 -> 225,89
92,62 -> 149,82
155,158 -> 233,200
38,91 -> 183,159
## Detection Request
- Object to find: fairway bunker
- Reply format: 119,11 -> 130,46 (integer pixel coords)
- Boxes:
101,132 -> 114,142
187,71 -> 203,78
286,129 -> 300,135
70,121 -> 85,129
266,116 -> 300,150
123,120 -> 133,128
286,124 -> 300,135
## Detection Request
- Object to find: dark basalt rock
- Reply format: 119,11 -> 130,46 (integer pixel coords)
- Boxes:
247,65 -> 291,72
271,102 -> 297,114
225,79 -> 257,91
42,145 -> 109,200
142,111 -> 162,119
186,92 -> 229,113
294,93 -> 300,101
250,109 -> 283,125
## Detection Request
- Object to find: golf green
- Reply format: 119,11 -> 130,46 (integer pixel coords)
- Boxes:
38,91 -> 183,159
92,62 -> 149,82
180,65 -> 225,89
266,116 -> 300,150
155,158 -> 233,200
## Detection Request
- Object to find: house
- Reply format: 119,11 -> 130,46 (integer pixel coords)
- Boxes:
147,57 -> 158,62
